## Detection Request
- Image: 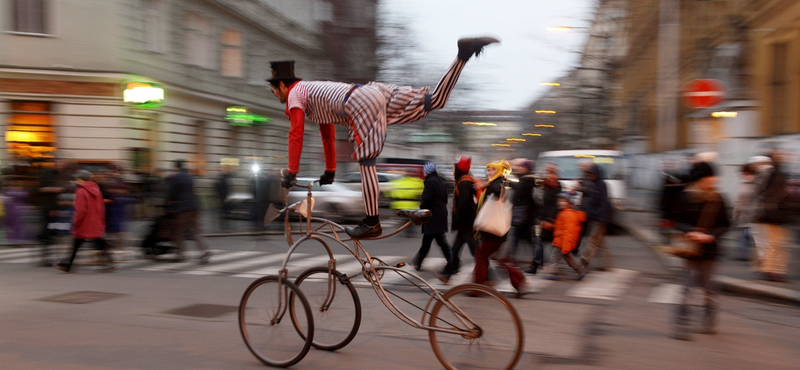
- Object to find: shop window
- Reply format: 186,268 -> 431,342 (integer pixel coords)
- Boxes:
221,30 -> 243,77
6,101 -> 56,160
13,0 -> 47,34
186,12 -> 214,68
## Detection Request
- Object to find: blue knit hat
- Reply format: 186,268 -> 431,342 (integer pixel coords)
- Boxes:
424,162 -> 437,175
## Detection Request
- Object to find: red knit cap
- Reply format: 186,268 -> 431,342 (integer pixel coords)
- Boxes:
455,156 -> 471,172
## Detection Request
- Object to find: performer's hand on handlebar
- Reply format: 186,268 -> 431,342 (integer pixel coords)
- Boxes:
281,170 -> 297,189
319,170 -> 335,185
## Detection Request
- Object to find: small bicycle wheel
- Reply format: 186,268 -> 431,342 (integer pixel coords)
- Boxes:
429,284 -> 524,370
292,267 -> 362,351
239,276 -> 314,367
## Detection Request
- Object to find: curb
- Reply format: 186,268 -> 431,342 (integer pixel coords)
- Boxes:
618,214 -> 800,306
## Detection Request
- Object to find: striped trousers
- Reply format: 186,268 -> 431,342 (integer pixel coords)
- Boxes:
346,58 -> 467,217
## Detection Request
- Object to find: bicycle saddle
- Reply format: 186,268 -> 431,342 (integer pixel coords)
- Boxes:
396,209 -> 431,225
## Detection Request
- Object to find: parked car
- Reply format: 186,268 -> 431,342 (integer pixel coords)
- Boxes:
336,171 -> 403,208
286,178 -> 365,223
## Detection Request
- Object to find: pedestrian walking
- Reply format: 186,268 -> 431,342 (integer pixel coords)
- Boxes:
269,36 -> 500,238
166,160 -> 212,263
506,158 -> 541,270
671,161 -> 730,340
531,162 -> 562,274
750,153 -> 791,282
542,193 -> 587,280
215,164 -> 233,231
472,160 -> 530,296
440,156 -> 478,281
731,161 -> 758,261
54,170 -> 114,273
579,163 -> 614,271
411,162 -> 452,272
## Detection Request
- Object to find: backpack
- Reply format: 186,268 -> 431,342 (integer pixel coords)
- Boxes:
454,174 -> 481,211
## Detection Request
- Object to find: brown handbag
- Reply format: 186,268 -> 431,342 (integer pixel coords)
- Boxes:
663,199 -> 719,259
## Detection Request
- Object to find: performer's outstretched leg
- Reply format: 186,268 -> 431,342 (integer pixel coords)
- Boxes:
346,158 -> 382,238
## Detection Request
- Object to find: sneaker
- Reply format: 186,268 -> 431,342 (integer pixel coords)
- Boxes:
345,222 -> 382,238
199,250 -> 213,263
576,269 -> 587,281
457,36 -> 501,61
436,273 -> 450,284
541,275 -> 559,281
523,262 -> 540,275
53,263 -> 70,273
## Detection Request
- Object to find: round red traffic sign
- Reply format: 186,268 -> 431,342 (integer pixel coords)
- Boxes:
681,79 -> 726,109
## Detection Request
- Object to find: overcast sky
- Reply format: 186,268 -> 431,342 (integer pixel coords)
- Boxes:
376,0 -> 597,111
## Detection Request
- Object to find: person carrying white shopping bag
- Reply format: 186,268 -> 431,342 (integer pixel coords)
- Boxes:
472,160 -> 531,296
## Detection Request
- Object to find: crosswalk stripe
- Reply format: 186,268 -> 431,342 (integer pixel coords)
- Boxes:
138,250 -> 260,272
231,254 -> 350,279
180,253 -> 308,276
565,268 -> 638,300
0,249 -> 40,261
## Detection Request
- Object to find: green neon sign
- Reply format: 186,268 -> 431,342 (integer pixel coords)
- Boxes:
227,106 -> 270,127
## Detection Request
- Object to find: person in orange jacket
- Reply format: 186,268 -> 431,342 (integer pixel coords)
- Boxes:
542,193 -> 587,280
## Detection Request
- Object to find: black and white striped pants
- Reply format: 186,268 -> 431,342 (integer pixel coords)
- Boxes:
347,58 -> 467,217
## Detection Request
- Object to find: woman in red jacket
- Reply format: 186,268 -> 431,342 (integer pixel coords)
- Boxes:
55,170 -> 113,272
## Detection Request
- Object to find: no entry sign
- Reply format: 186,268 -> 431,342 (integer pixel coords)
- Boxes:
681,79 -> 726,109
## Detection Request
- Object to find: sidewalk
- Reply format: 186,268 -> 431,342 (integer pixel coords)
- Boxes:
619,188 -> 800,306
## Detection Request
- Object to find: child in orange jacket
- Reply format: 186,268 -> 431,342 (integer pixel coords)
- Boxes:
543,193 -> 587,280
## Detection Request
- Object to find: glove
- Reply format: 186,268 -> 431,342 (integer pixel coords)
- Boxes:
281,171 -> 297,189
319,171 -> 335,185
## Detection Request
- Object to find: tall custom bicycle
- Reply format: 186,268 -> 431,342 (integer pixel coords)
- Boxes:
238,180 -> 524,369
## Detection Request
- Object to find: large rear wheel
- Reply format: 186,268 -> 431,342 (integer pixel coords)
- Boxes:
428,284 -> 524,370
239,276 -> 314,367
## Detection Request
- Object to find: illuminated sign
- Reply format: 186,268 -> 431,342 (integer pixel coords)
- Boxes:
226,106 -> 269,127
123,82 -> 165,107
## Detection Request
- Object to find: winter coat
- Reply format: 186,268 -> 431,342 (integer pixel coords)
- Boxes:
753,165 -> 790,225
166,169 -> 199,213
581,164 -> 612,224
674,187 -> 730,261
552,207 -> 586,253
538,178 -> 562,242
509,174 -> 537,227
420,172 -> 449,235
72,181 -> 106,239
732,177 -> 758,226
451,171 -> 477,232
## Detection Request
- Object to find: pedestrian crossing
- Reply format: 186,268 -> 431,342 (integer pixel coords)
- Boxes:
1,247 -> 688,303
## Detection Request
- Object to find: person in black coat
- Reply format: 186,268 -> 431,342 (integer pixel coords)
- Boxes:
578,163 -> 613,271
441,156 -> 478,280
506,158 -> 541,272
411,162 -> 452,272
166,160 -> 211,262
671,161 -> 729,340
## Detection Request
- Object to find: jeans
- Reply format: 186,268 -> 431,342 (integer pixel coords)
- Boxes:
675,259 -> 716,331
507,224 -> 543,266
443,230 -> 477,276
413,233 -> 451,270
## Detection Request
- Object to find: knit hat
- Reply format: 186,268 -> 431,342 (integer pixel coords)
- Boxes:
687,161 -> 716,183
747,155 -> 772,165
424,162 -> 437,175
73,169 -> 92,181
455,156 -> 471,172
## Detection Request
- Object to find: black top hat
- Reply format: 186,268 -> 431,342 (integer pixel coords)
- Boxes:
267,60 -> 301,84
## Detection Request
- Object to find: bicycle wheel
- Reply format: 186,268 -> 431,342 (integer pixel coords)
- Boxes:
239,276 -> 314,367
292,267 -> 362,351
429,284 -> 524,370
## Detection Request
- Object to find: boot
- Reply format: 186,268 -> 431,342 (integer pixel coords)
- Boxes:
457,37 -> 500,61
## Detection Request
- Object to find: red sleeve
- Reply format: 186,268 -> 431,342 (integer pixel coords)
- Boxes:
287,108 -> 305,174
319,124 -> 337,172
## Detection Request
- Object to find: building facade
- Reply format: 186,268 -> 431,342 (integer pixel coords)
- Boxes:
1,0 -> 377,177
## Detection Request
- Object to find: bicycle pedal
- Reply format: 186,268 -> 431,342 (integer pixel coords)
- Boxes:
394,262 -> 406,268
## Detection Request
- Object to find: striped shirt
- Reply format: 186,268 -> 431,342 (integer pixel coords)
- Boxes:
287,81 -> 353,124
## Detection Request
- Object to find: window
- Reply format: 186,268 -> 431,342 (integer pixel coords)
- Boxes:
769,42 -> 789,134
142,0 -> 167,52
221,30 -> 243,77
185,12 -> 214,68
6,101 -> 56,159
13,0 -> 47,34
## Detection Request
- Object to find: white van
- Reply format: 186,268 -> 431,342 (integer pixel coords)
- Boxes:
535,150 -> 627,211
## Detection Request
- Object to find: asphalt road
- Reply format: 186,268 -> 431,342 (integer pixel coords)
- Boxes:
1,227 -> 799,369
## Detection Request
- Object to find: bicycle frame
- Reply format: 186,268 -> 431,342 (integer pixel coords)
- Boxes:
273,181 -> 483,337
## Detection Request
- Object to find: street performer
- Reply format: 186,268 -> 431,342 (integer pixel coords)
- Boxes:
268,36 -> 500,238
